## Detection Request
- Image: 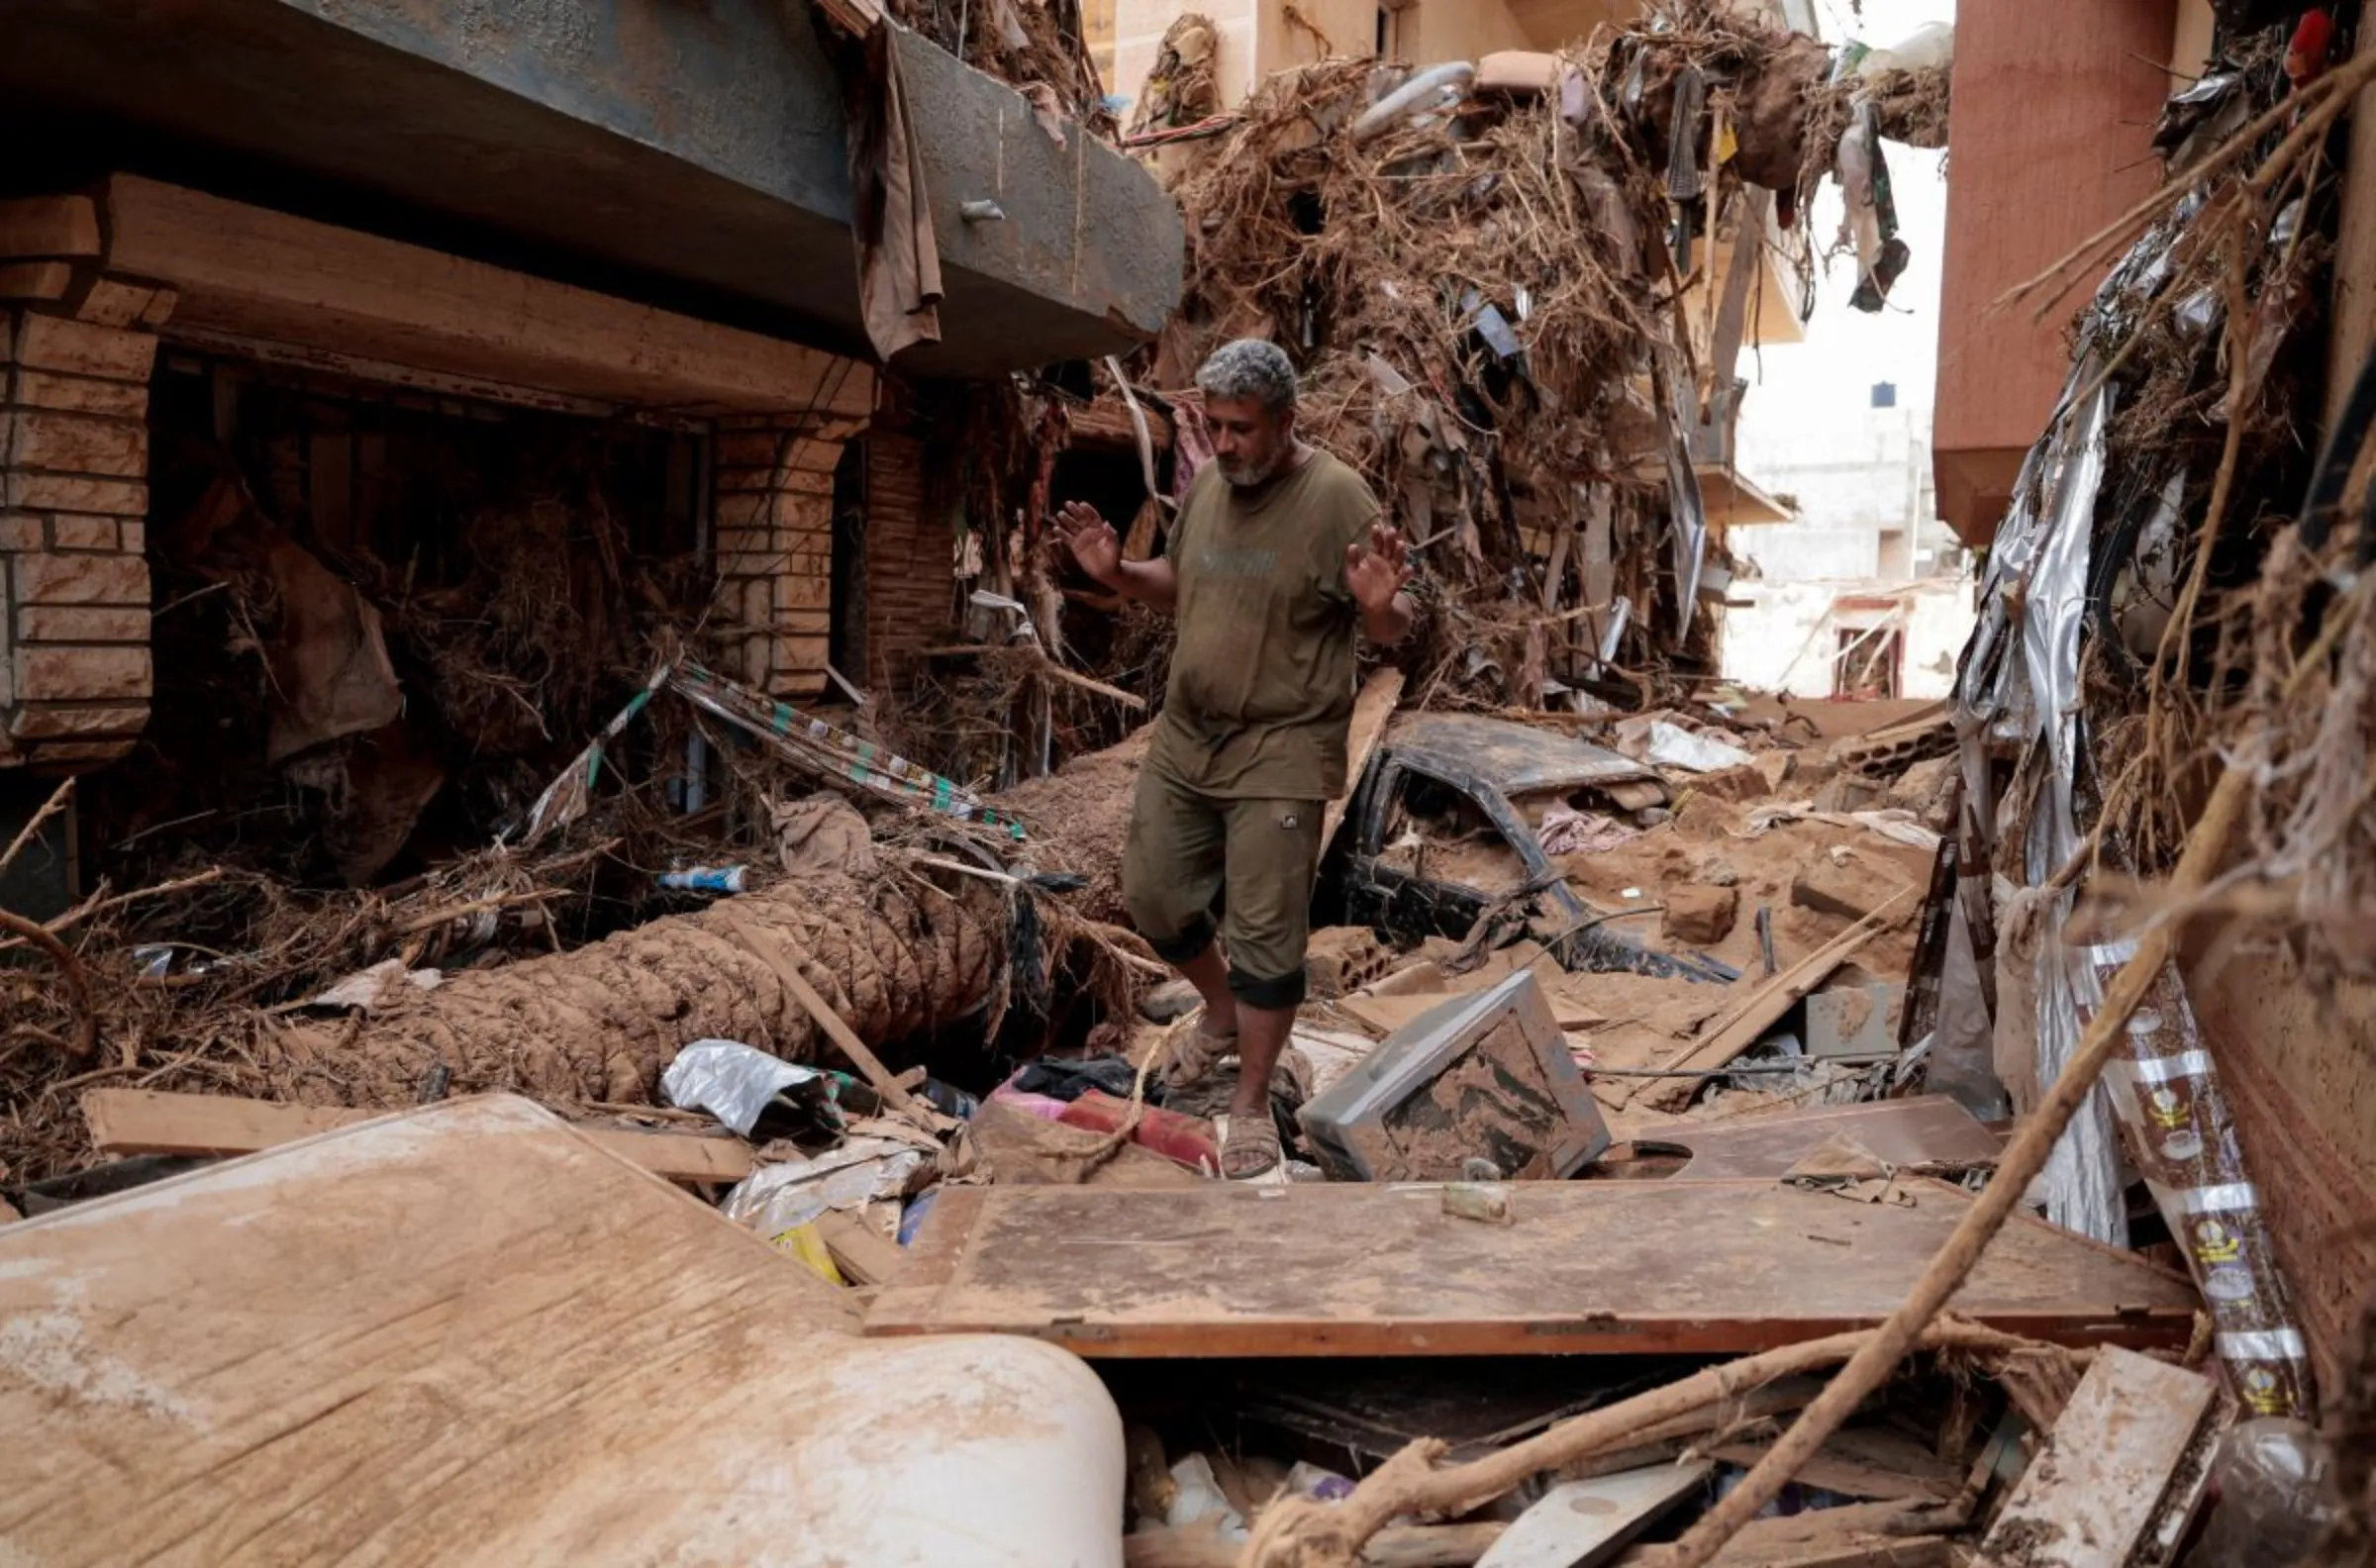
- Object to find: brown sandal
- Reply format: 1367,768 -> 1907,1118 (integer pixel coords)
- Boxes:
1221,1113 -> 1282,1180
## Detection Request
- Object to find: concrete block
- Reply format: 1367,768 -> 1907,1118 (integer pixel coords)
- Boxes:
16,644 -> 150,702
0,513 -> 43,551
119,521 -> 145,554
1304,926 -> 1398,999
1790,859 -> 1891,924
1689,763 -> 1772,804
1811,773 -> 1885,814
1662,885 -> 1739,945
11,551 -> 148,606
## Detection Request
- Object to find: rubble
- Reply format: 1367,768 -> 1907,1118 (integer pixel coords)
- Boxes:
11,1 -> 2375,1563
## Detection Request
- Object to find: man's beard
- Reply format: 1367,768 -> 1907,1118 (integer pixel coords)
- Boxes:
1218,448 -> 1284,488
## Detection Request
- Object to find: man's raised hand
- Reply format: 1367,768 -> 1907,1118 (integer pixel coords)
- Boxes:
1344,521 -> 1413,612
1053,500 -> 1122,586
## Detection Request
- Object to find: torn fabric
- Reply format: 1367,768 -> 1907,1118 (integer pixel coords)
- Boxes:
842,23 -> 944,360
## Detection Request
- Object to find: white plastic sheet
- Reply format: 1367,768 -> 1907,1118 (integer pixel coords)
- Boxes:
721,1138 -> 928,1237
1641,721 -> 1751,774
661,1038 -> 822,1137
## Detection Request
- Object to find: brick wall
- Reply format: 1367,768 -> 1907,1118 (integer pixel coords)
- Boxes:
711,413 -> 866,699
862,432 -> 954,686
0,305 -> 162,769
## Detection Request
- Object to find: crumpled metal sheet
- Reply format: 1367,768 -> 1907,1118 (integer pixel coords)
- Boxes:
2019,378 -> 2128,1244
1943,366 -> 2127,1242
1661,363 -> 1706,637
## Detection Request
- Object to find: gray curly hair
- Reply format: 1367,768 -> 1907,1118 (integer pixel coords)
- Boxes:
1195,339 -> 1299,412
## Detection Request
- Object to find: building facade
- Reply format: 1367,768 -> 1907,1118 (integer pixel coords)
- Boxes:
1,0 -> 1181,774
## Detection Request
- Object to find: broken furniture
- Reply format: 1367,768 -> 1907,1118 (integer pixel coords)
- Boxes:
1298,970 -> 1611,1180
865,1180 -> 2198,1357
0,1095 -> 1128,1566
79,1086 -> 757,1183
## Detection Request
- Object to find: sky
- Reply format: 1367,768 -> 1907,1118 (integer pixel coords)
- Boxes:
1735,0 -> 1957,449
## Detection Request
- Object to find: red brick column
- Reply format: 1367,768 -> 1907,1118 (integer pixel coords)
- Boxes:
1,304 -> 162,769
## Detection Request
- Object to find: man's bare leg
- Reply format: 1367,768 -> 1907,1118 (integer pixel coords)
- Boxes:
1231,1002 -> 1294,1123
1174,941 -> 1237,1029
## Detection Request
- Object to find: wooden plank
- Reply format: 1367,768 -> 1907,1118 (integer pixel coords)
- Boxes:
813,1209 -> 906,1287
863,1178 -> 2198,1358
1975,1345 -> 2217,1568
0,195 -> 101,258
0,1096 -> 1133,1564
1321,667 -> 1408,853
1637,1097 -> 2003,1180
81,1088 -> 754,1184
1627,893 -> 1910,1112
101,175 -> 871,420
1479,1462 -> 1713,1568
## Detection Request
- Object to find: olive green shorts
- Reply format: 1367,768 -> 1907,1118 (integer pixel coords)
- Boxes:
1121,767 -> 1325,1009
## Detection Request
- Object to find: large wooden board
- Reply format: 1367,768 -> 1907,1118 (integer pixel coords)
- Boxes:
1976,1345 -> 2217,1568
0,1096 -> 1124,1566
865,1179 -> 2198,1357
82,1086 -> 755,1183
1636,1097 -> 2003,1180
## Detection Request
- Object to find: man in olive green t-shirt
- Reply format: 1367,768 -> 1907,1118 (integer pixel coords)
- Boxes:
1054,340 -> 1414,1178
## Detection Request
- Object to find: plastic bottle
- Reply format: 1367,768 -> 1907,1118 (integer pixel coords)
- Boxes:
2184,1418 -> 2335,1567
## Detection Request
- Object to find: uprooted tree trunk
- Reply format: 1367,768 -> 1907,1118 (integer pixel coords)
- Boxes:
258,870 -> 1004,1107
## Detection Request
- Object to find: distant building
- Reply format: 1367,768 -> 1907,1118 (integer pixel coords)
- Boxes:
1720,371 -> 1972,702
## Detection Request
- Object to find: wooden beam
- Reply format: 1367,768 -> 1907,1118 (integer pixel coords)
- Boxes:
1975,1346 -> 2217,1568
864,1180 -> 2199,1358
81,1088 -> 754,1184
99,175 -> 872,421
0,195 -> 102,259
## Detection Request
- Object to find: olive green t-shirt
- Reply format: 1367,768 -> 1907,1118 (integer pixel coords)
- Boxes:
1144,449 -> 1380,799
